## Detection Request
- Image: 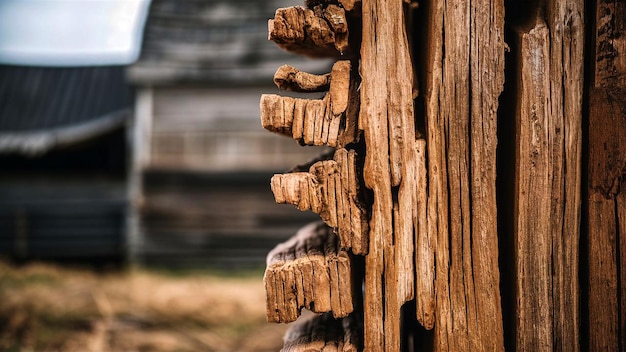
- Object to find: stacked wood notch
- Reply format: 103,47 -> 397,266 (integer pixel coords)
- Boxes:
261,60 -> 359,148
265,222 -> 353,323
282,313 -> 361,352
261,2 -> 364,351
271,149 -> 368,255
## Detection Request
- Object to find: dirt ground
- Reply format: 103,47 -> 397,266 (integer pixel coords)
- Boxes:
0,261 -> 290,352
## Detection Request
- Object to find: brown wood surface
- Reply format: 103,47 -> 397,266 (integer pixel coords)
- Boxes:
261,61 -> 359,148
587,1 -> 626,350
258,0 -> 626,350
421,0 -> 505,349
359,0 -> 419,349
271,149 -> 369,255
265,222 -> 354,323
281,312 -> 361,352
512,1 -> 584,350
268,6 -> 351,58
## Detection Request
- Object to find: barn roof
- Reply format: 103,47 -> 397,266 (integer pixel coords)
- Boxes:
0,65 -> 133,155
127,0 -> 332,86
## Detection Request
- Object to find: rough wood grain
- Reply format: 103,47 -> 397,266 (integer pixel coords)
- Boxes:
261,61 -> 359,148
422,0 -> 505,349
265,222 -> 354,323
512,2 -> 584,349
513,20 -> 554,351
413,139 -> 434,329
271,149 -> 369,255
586,1 -> 626,350
359,0 -> 419,350
269,6 -> 351,57
281,312 -> 362,352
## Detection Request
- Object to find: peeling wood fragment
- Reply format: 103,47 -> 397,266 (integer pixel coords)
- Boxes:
270,149 -> 369,255
264,222 -> 354,323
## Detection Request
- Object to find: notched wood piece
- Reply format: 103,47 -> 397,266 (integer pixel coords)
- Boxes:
281,312 -> 362,352
274,65 -> 331,92
264,222 -> 355,323
270,149 -> 369,255
261,61 -> 359,148
268,6 -> 351,57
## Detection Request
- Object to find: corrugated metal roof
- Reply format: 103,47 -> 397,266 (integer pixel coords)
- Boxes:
128,0 -> 332,86
0,65 -> 133,154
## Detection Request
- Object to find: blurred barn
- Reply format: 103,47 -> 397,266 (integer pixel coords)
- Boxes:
0,0 -> 329,268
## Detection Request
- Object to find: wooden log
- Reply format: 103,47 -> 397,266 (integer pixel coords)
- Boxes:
587,1 -> 626,348
281,312 -> 362,352
261,61 -> 359,148
270,149 -> 369,255
422,0 -> 505,349
269,6 -> 351,57
264,222 -> 354,323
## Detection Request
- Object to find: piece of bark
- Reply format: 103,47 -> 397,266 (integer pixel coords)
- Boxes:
270,149 -> 369,255
265,222 -> 354,323
422,0 -> 505,349
269,6 -> 350,57
281,312 -> 361,352
261,61 -> 359,148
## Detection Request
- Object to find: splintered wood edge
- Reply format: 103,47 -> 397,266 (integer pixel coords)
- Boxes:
281,313 -> 362,352
264,222 -> 354,323
268,6 -> 351,58
270,149 -> 369,255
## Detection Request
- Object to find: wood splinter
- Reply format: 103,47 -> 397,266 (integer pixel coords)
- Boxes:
264,222 -> 354,323
271,149 -> 368,255
261,60 -> 358,148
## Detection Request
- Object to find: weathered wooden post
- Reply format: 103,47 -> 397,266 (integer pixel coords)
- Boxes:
258,0 -> 625,350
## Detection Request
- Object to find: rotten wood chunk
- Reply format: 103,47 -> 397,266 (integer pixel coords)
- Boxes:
270,149 -> 368,255
261,61 -> 359,148
281,312 -> 362,352
265,222 -> 354,323
268,6 -> 350,57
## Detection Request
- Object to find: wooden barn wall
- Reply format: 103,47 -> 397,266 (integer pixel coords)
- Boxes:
138,171 -> 318,269
148,87 -> 327,173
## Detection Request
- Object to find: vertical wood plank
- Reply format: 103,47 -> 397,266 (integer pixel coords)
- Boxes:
514,19 -> 554,350
512,2 -> 583,349
422,0 -> 505,349
360,0 -> 417,350
587,0 -> 626,350
546,1 -> 584,349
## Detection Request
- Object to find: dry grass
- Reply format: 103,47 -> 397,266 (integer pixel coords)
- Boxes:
0,261 -> 290,352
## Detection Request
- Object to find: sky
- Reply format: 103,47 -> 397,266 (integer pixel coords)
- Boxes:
0,0 -> 151,66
